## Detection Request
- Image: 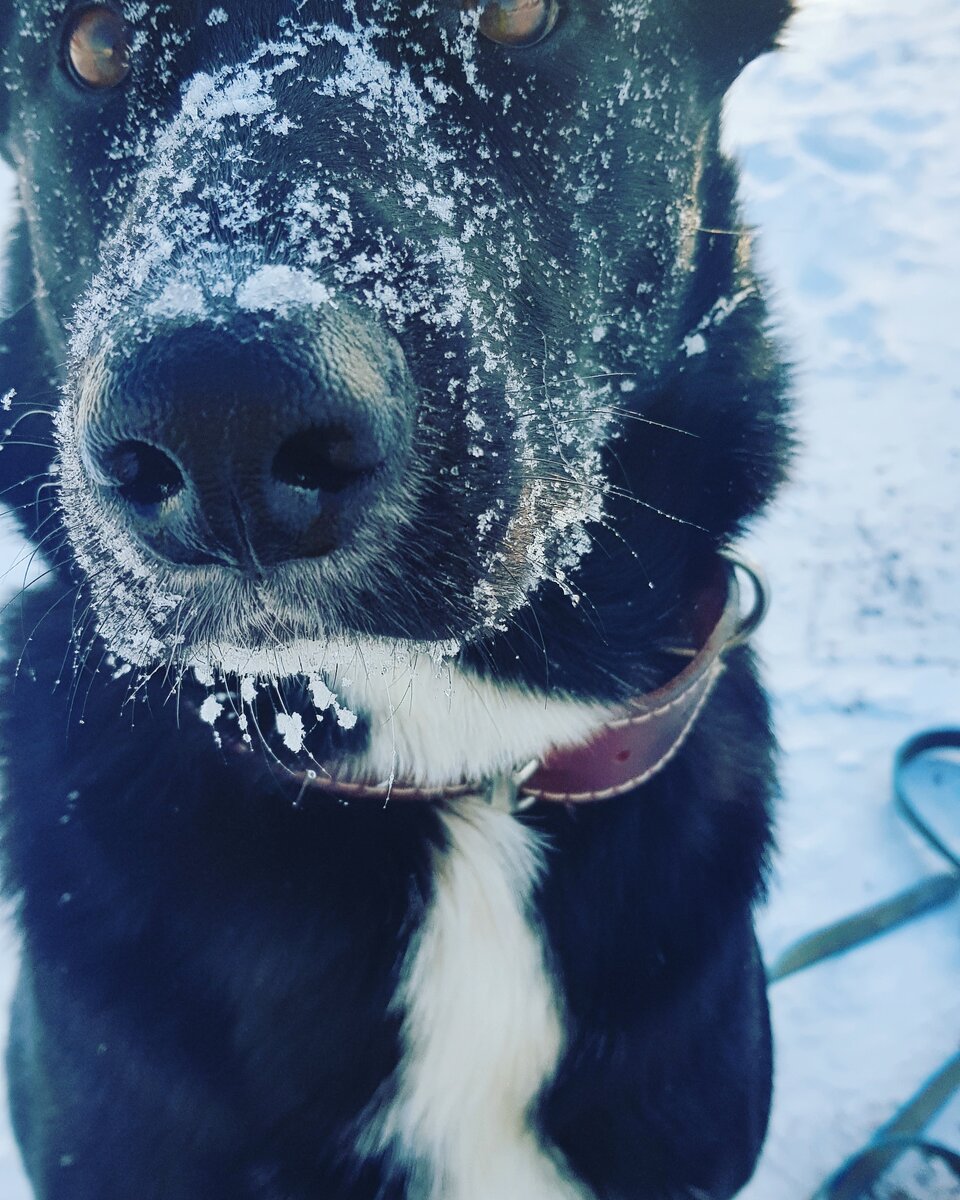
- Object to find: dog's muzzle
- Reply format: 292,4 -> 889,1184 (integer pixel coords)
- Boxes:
77,306 -> 414,574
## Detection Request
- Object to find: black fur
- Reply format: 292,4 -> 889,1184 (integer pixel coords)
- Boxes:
0,3 -> 791,1197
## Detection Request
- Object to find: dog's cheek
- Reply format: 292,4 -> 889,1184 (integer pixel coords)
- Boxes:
460,31 -> 710,377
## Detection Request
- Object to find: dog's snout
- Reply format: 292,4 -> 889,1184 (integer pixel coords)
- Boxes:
80,318 -> 409,572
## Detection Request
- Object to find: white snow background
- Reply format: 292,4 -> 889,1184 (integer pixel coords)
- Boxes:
0,0 -> 957,1195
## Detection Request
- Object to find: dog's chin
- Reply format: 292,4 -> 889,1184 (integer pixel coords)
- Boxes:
70,511 -> 618,785
159,628 -> 616,791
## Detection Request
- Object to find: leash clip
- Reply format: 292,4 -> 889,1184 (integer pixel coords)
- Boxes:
484,759 -> 540,813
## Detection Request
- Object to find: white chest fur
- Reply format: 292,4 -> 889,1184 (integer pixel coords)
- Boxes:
363,801 -> 591,1200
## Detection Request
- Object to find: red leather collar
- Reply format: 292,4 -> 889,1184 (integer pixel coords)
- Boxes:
301,553 -> 767,809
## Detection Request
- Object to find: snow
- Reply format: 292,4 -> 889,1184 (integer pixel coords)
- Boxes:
0,0 -> 957,1195
276,711 -> 306,754
234,264 -> 335,314
725,0 -> 960,1193
198,694 -> 224,726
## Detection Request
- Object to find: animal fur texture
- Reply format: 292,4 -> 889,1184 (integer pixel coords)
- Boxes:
0,3 -> 791,1197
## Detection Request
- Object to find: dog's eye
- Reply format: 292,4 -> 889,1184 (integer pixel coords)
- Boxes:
465,0 -> 560,48
65,6 -> 133,90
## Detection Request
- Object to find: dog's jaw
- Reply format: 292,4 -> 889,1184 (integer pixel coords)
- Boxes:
182,631 -> 615,789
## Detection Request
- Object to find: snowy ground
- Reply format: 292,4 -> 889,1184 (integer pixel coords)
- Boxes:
729,0 -> 960,1195
0,0 -> 957,1196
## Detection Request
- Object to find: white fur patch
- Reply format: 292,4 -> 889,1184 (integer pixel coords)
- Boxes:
184,632 -> 618,786
363,802 -> 592,1200
333,642 -> 617,787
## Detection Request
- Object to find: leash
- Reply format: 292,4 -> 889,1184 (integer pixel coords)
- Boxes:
765,729 -> 960,1199
768,730 -> 960,984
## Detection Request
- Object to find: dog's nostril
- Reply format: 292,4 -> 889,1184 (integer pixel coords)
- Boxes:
103,441 -> 184,507
272,427 -> 379,494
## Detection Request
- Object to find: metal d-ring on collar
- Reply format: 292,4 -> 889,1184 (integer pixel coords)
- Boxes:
720,550 -> 770,650
484,758 -> 542,813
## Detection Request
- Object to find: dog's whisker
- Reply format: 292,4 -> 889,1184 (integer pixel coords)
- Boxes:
604,484 -> 710,532
696,226 -> 749,238
69,642 -> 115,734
0,288 -> 49,330
0,470 -> 57,503
0,525 -> 65,599
0,406 -> 56,436
550,406 -> 700,439
0,437 -> 57,451
9,567 -> 73,660
57,577 -> 103,693
12,575 -> 86,685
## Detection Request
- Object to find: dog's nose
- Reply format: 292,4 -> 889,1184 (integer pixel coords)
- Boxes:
80,320 -> 410,571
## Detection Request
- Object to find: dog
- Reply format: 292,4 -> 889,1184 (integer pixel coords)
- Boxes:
0,2 -> 792,1197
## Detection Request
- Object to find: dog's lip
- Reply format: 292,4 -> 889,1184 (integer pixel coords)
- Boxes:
198,690 -> 372,786
119,544 -> 480,648
118,545 -> 335,591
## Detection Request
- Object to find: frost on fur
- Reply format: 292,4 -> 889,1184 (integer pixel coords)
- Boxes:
54,2 -> 700,759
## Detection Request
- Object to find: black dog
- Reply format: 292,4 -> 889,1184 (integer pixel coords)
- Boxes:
0,3 -> 791,1197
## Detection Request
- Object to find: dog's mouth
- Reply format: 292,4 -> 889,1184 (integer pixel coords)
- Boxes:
180,667 -> 370,781
133,625 -> 616,791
